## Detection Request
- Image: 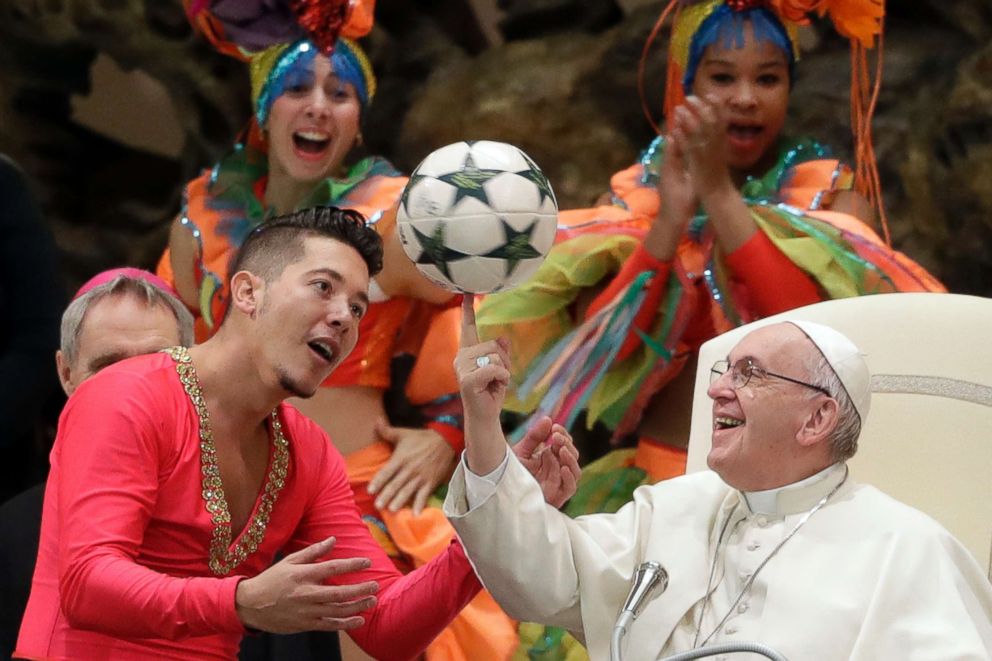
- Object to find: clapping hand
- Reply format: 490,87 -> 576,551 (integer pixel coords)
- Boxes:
645,99 -> 708,260
670,94 -> 733,197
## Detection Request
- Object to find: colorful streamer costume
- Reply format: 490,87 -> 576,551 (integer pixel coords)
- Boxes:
475,1 -> 943,656
481,137 -> 942,444
156,3 -> 517,658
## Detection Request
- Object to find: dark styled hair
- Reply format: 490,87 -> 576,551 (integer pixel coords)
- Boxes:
229,206 -> 384,286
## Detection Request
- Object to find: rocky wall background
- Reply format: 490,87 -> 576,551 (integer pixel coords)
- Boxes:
0,0 -> 989,295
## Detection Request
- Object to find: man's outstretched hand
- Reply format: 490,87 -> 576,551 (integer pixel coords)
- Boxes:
235,537 -> 378,634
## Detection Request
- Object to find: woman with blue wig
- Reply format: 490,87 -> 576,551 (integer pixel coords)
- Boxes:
476,0 -> 945,656
156,2 -> 523,659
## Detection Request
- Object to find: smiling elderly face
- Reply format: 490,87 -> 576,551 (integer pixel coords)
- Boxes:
705,323 -> 831,491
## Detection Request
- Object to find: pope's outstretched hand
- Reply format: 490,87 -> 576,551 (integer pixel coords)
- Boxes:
512,416 -> 580,508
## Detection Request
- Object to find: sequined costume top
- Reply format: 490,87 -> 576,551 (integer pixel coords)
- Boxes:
15,351 -> 480,660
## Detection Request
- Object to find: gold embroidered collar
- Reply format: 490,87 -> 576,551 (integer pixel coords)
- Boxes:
165,346 -> 290,576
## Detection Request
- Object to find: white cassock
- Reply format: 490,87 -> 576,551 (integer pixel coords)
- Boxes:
444,453 -> 992,660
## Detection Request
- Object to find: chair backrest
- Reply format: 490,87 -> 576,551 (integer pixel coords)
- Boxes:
685,293 -> 992,578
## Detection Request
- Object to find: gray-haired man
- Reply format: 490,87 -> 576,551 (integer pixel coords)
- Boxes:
0,268 -> 193,658
55,268 -> 194,396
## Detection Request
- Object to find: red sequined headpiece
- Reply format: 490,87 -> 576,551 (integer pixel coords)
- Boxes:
725,0 -> 764,11
289,0 -> 350,54
185,0 -> 375,59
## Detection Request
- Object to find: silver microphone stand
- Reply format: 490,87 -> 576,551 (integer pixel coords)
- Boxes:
659,642 -> 789,660
610,562 -> 668,661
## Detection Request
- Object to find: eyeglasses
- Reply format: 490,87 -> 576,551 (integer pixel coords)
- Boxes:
710,358 -> 832,397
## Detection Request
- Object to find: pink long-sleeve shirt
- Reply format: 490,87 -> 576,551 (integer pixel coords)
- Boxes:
16,352 -> 480,660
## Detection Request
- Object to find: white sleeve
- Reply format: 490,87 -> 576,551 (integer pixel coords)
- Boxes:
463,449 -> 509,510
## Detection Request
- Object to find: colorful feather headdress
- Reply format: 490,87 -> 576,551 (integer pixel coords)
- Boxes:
639,0 -> 888,241
184,0 -> 374,57
183,1 -> 377,126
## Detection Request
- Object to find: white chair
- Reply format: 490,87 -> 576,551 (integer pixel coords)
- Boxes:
684,293 -> 992,579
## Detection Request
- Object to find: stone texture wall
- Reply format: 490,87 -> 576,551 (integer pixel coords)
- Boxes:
0,0 -> 989,294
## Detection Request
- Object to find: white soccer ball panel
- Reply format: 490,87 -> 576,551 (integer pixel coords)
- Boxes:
481,171 -> 540,213
449,195 -> 498,217
468,141 -> 532,172
526,212 -> 558,253
415,263 -> 459,291
407,214 -> 508,256
396,217 -> 429,263
501,256 -> 546,290
446,214 -> 513,255
447,256 -> 506,294
412,142 -> 472,178
402,177 -> 457,218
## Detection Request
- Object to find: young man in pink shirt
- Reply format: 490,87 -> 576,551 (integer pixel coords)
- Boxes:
17,208 -> 578,660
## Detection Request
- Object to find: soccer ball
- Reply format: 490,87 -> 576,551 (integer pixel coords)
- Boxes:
396,140 -> 559,294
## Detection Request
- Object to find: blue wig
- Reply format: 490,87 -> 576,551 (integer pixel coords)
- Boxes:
683,6 -> 796,94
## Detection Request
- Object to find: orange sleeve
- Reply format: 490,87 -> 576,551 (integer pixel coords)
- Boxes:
403,302 -> 465,454
425,420 -> 464,455
584,243 -> 672,363
724,230 -> 822,316
609,163 -> 661,220
155,247 -> 174,287
404,303 -> 461,405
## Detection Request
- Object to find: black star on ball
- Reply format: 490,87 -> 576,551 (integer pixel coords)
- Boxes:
400,172 -> 429,215
437,152 -> 504,207
409,222 -> 472,282
514,154 -> 556,207
483,217 -> 542,278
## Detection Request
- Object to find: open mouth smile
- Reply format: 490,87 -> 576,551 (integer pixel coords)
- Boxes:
727,123 -> 763,139
715,416 -> 745,430
726,123 -> 765,150
293,130 -> 332,157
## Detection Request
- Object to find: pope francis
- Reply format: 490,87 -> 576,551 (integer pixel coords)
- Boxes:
444,301 -> 992,660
